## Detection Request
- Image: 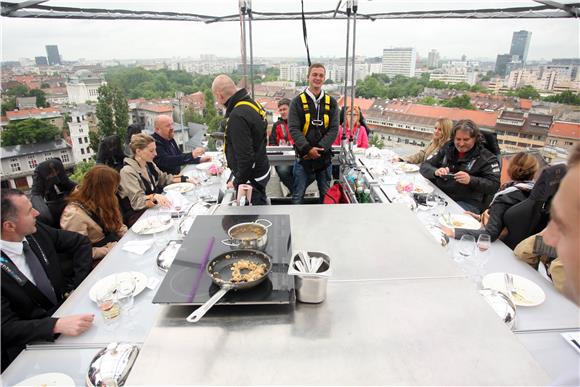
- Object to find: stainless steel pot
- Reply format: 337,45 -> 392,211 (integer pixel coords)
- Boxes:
87,342 -> 139,387
221,218 -> 272,250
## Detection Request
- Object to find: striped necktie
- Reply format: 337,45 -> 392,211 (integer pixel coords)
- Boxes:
23,241 -> 58,305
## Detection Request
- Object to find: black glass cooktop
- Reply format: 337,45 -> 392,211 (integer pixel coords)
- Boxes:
153,214 -> 295,305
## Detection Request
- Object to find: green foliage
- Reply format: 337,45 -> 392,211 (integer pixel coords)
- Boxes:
183,108 -> 205,125
356,74 -> 428,100
469,84 -> 489,93
442,95 -> 475,110
511,85 -> 540,100
368,133 -> 385,149
419,96 -> 439,106
543,91 -> 580,105
1,97 -> 17,115
96,84 -> 128,141
40,82 -> 50,89
6,84 -> 28,97
27,89 -> 48,107
1,119 -> 62,146
70,160 -> 96,184
2,85 -> 48,111
262,67 -> 280,82
89,131 -> 100,154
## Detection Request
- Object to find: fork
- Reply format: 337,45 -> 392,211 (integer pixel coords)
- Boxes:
504,273 -> 519,301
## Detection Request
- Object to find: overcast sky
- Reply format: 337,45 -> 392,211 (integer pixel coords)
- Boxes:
1,0 -> 579,62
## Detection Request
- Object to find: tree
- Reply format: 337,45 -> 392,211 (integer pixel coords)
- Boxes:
1,119 -> 62,146
28,89 -> 48,107
543,91 -> 580,106
41,82 -> 50,89
368,133 -> 385,149
70,160 -> 96,183
95,84 -> 129,151
442,95 -> 475,110
419,96 -> 439,106
515,85 -> 540,100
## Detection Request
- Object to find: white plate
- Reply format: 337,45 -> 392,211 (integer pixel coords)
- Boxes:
411,184 -> 433,194
132,217 -> 173,235
399,163 -> 420,173
14,372 -> 75,387
439,213 -> 480,229
482,272 -> 546,307
196,162 -> 213,171
89,271 -> 148,302
163,182 -> 195,194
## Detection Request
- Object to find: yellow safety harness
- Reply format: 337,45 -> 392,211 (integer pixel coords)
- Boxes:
299,92 -> 330,136
223,100 -> 267,157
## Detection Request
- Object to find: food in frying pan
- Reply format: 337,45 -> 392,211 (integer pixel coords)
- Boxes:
230,259 -> 267,283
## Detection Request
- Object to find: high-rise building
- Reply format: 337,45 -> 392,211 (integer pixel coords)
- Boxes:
427,50 -> 440,68
495,54 -> 519,77
45,45 -> 61,65
382,48 -> 416,77
509,30 -> 532,64
35,56 -> 48,66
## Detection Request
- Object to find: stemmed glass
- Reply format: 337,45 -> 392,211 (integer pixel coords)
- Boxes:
116,273 -> 136,312
454,235 -> 476,263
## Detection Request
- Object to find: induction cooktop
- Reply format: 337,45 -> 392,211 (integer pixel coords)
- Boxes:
153,214 -> 295,305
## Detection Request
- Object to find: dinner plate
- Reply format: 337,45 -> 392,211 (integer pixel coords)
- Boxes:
399,163 -> 420,173
89,271 -> 148,302
411,184 -> 433,194
482,272 -> 546,307
14,372 -> 75,387
196,162 -> 213,171
439,213 -> 480,229
163,182 -> 195,194
131,216 -> 173,235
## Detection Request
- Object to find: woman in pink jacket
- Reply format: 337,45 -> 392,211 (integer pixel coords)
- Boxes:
334,105 -> 369,148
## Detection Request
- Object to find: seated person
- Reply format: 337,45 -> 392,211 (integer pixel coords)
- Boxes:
1,189 -> 94,371
96,134 -> 126,172
30,158 -> 77,228
124,123 -> 143,156
60,165 -> 127,263
119,133 -> 184,226
152,115 -> 210,175
269,98 -> 294,194
441,152 -> 538,242
420,119 -> 500,213
404,118 -> 453,164
334,105 -> 369,148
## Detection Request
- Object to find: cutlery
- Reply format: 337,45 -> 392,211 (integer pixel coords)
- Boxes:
504,273 -> 529,303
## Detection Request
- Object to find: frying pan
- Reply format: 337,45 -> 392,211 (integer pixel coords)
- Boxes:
186,249 -> 272,323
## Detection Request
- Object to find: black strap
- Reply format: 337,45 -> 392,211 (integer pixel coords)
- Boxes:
70,202 -> 121,246
301,0 -> 311,66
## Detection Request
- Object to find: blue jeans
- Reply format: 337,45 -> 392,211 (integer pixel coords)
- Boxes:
275,165 -> 293,194
456,201 -> 481,214
292,160 -> 332,204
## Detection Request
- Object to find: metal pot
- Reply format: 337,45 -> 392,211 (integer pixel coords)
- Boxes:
87,342 -> 139,387
221,218 -> 272,250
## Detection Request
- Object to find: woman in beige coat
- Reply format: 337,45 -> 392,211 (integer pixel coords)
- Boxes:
404,118 -> 453,164
61,165 -> 127,261
118,133 -> 184,226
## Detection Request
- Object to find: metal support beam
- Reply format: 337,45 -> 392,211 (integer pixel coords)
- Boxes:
533,0 -> 579,17
1,0 -> 48,16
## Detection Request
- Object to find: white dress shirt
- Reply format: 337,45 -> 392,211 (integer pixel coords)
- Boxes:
1,239 -> 36,285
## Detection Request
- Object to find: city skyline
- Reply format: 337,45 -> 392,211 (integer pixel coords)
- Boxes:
1,1 -> 579,62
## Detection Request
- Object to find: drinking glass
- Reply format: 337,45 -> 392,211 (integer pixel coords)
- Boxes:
454,235 -> 476,263
116,273 -> 136,311
215,139 -> 224,152
477,234 -> 491,252
96,288 -> 120,324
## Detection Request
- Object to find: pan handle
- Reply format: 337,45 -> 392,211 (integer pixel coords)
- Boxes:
186,285 -> 232,323
221,238 -> 241,247
255,219 -> 272,229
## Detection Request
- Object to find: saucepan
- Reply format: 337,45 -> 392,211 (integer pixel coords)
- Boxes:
221,219 -> 272,251
186,249 -> 272,323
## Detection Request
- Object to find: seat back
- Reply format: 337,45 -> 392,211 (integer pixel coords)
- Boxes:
502,163 -> 567,249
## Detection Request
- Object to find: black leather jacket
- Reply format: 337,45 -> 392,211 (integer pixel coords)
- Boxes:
420,141 -> 500,212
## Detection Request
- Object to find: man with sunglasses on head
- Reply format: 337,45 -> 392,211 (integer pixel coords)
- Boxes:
288,63 -> 339,204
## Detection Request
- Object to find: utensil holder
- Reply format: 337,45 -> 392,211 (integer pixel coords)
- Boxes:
290,252 -> 331,303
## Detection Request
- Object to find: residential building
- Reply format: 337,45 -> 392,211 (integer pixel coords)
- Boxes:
279,64 -> 309,83
130,102 -> 173,130
382,48 -> 417,77
67,110 -> 95,163
427,50 -> 440,68
336,96 -> 375,115
494,111 -> 552,152
0,139 -> 73,190
45,45 -> 61,66
66,69 -> 106,104
180,92 -> 206,115
45,87 -> 69,105
16,97 -> 37,109
368,63 -> 383,75
546,121 -> 580,151
509,30 -> 532,64
5,107 -> 64,129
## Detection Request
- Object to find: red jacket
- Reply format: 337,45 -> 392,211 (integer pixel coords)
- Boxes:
269,119 -> 294,145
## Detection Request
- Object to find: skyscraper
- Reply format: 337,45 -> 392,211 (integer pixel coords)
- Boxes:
45,45 -> 61,65
427,49 -> 440,68
35,56 -> 48,66
509,30 -> 532,64
382,48 -> 416,77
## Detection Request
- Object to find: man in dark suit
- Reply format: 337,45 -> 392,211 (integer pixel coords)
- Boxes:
152,115 -> 211,175
1,189 -> 94,371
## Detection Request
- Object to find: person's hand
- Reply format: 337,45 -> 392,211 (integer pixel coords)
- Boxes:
54,314 -> 94,336
434,167 -> 450,177
305,147 -> 324,160
464,211 -> 481,221
154,194 -> 172,208
226,181 -> 234,189
192,147 -> 205,157
454,171 -> 471,185
439,225 -> 455,238
200,155 -> 212,163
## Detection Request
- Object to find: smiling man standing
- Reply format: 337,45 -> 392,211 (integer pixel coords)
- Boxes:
288,63 -> 339,204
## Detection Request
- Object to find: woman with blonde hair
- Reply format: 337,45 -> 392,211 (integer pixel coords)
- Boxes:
405,118 -> 453,164
442,152 -> 539,242
119,133 -> 185,226
61,165 -> 127,261
333,105 -> 369,148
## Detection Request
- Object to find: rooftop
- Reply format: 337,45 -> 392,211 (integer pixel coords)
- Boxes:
5,107 -> 61,121
549,121 -> 580,139
1,138 -> 69,159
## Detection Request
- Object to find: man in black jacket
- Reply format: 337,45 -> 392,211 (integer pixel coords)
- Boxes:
1,189 -> 94,371
152,115 -> 211,175
212,75 -> 270,205
420,119 -> 500,213
288,63 -> 339,204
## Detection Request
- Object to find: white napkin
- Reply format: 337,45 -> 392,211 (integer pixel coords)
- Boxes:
122,240 -> 153,255
380,175 -> 398,185
162,191 -> 189,212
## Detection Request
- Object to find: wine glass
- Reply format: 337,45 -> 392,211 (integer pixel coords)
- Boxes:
201,135 -> 209,150
215,139 -> 224,152
116,273 -> 136,312
477,234 -> 491,252
454,235 -> 476,263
